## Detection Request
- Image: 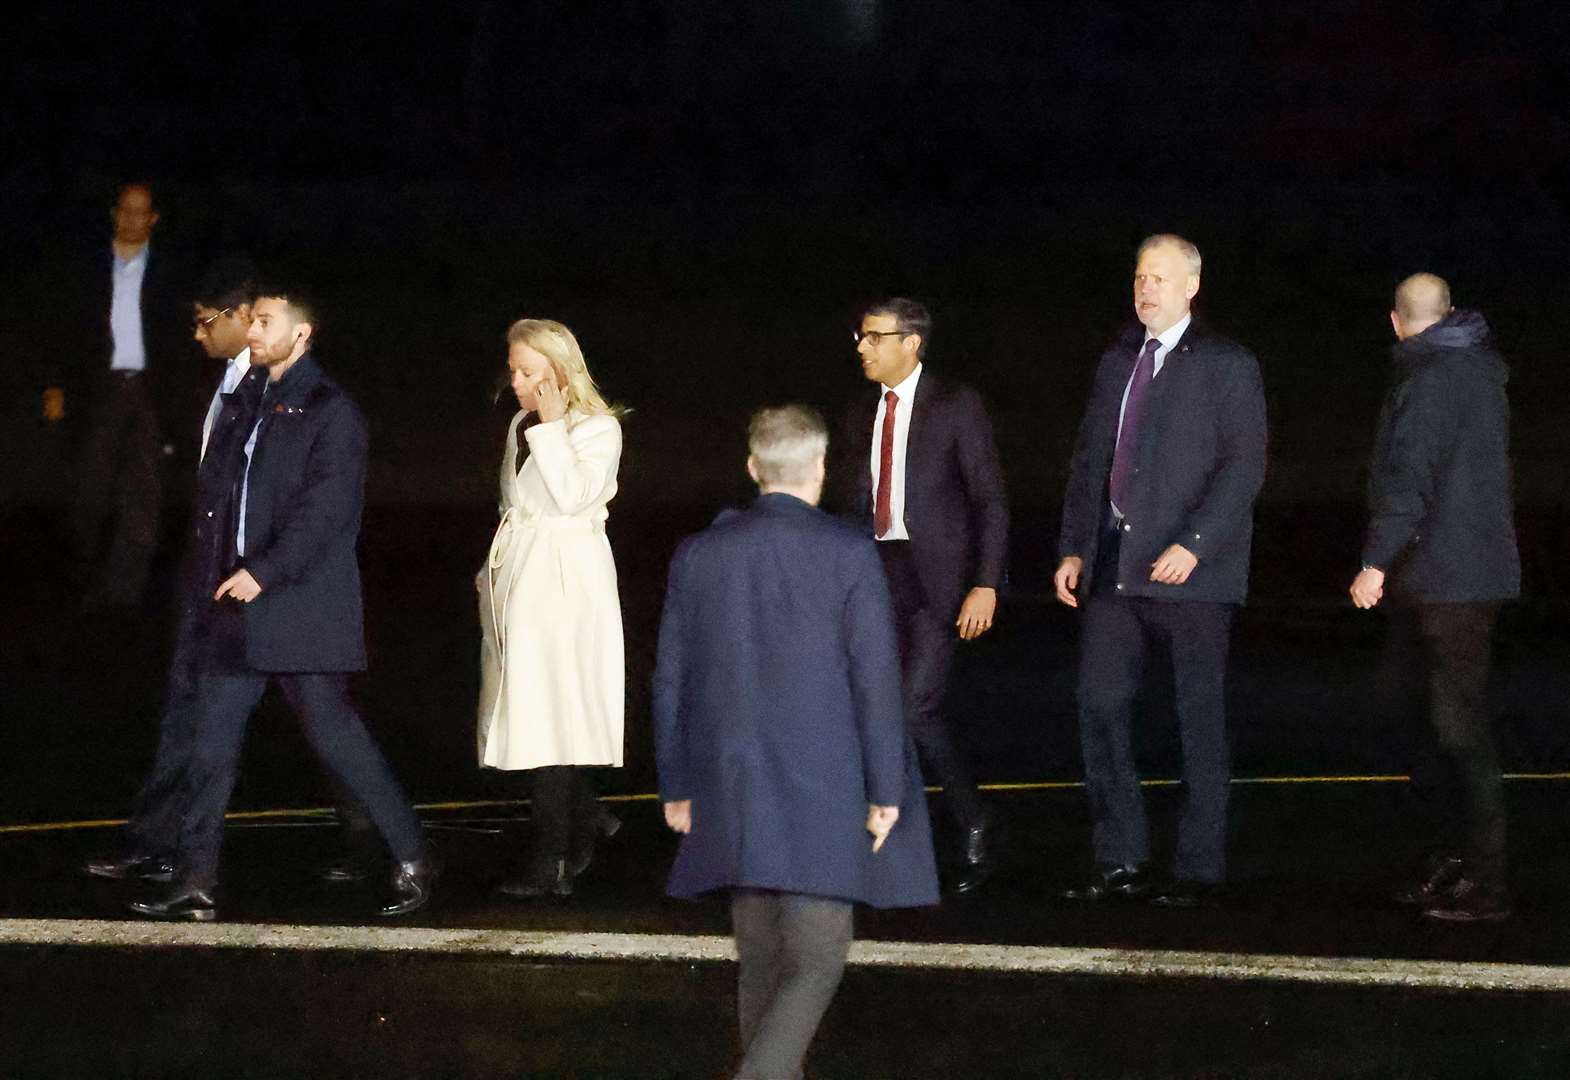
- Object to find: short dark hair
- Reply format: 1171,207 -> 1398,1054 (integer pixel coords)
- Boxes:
254,285 -> 320,335
194,255 -> 260,311
863,297 -> 932,357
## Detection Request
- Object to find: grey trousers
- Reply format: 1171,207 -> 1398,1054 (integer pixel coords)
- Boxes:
731,889 -> 853,1080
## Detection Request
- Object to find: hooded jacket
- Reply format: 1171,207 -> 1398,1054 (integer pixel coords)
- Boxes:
1362,309 -> 1520,603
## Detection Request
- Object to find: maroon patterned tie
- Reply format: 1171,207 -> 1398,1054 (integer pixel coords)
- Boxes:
1109,338 -> 1161,511
874,390 -> 898,537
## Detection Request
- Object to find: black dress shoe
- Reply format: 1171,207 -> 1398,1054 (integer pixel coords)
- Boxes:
1392,854 -> 1465,906
1150,879 -> 1220,909
499,857 -> 572,899
84,853 -> 176,883
1422,877 -> 1512,923
1061,865 -> 1150,902
949,813 -> 1002,895
380,857 -> 440,917
129,885 -> 218,922
567,809 -> 622,879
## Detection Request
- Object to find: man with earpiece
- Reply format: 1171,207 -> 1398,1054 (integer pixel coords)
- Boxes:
128,286 -> 438,922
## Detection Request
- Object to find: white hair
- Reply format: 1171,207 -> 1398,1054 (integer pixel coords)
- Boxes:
1137,233 -> 1202,277
748,405 -> 828,488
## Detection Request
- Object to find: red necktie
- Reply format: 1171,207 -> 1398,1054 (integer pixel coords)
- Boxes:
874,390 -> 898,538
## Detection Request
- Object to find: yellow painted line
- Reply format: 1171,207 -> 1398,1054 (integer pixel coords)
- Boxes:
2,919 -> 1568,993
4,772 -> 1569,835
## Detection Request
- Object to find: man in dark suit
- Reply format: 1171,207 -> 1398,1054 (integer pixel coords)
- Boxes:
1054,235 -> 1267,908
46,182 -> 191,610
836,298 -> 1009,894
82,256 -> 265,886
656,405 -> 938,1080
129,288 -> 437,922
1350,273 -> 1519,923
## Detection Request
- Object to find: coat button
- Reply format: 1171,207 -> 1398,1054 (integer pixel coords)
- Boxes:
206,511 -> 214,517
1115,583 -> 1124,591
1122,522 -> 1132,533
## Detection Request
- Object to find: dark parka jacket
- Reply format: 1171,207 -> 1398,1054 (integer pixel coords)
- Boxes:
1362,309 -> 1520,603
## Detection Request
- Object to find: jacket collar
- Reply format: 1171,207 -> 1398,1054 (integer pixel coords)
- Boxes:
755,491 -> 823,516
263,352 -> 323,404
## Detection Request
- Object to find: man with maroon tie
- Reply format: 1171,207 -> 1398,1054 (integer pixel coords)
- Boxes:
1054,235 -> 1267,908
838,298 -> 1009,894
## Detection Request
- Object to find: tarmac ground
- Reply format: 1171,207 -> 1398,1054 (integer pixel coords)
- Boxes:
3,505 -> 1570,1077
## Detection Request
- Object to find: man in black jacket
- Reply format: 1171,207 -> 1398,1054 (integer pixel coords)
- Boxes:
48,182 -> 191,610
1054,235 -> 1267,908
1349,272 -> 1520,923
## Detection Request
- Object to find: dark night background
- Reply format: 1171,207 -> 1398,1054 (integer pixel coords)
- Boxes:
2,2 -> 1569,815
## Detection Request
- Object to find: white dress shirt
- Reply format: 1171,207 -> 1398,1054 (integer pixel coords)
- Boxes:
1111,311 -> 1191,518
200,347 -> 252,464
108,246 -> 149,372
869,362 -> 923,542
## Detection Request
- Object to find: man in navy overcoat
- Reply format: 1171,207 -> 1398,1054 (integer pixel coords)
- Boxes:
1054,235 -> 1267,908
655,405 -> 939,1080
128,289 -> 436,922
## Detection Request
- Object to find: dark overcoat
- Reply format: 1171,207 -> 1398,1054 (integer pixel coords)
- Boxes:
237,354 -> 370,673
1059,320 -> 1267,604
1362,309 -> 1520,603
654,493 -> 939,908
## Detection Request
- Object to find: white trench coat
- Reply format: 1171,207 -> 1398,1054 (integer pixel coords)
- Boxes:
477,409 -> 625,770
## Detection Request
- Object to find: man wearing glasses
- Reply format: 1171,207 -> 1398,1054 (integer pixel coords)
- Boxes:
82,255 -> 267,885
837,298 -> 1009,895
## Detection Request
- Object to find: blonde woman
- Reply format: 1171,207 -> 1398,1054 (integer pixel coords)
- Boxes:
478,319 -> 624,898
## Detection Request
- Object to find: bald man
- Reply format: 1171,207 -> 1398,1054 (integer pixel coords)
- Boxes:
1350,273 -> 1520,922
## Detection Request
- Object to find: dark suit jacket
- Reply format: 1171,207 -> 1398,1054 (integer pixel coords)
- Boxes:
835,371 -> 1010,621
654,493 -> 939,909
237,354 -> 370,673
48,242 -> 194,446
1059,319 -> 1267,604
182,363 -> 268,671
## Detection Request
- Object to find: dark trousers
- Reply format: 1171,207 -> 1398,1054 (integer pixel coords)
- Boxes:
1078,529 -> 1233,882
1392,603 -> 1507,884
121,612 -> 202,860
521,765 -> 602,866
877,541 -> 984,833
73,371 -> 164,607
176,670 -> 425,888
121,615 -> 376,864
731,889 -> 853,1080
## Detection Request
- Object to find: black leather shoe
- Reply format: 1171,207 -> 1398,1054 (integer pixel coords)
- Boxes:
950,813 -> 1002,895
1392,854 -> 1465,906
1422,877 -> 1512,923
499,857 -> 572,899
962,815 -> 993,866
129,885 -> 218,922
1061,865 -> 1150,902
1151,879 -> 1220,909
380,857 -> 440,917
567,808 -> 623,879
84,853 -> 176,883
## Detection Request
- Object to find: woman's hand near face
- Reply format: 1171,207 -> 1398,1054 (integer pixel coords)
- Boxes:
534,368 -> 567,423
